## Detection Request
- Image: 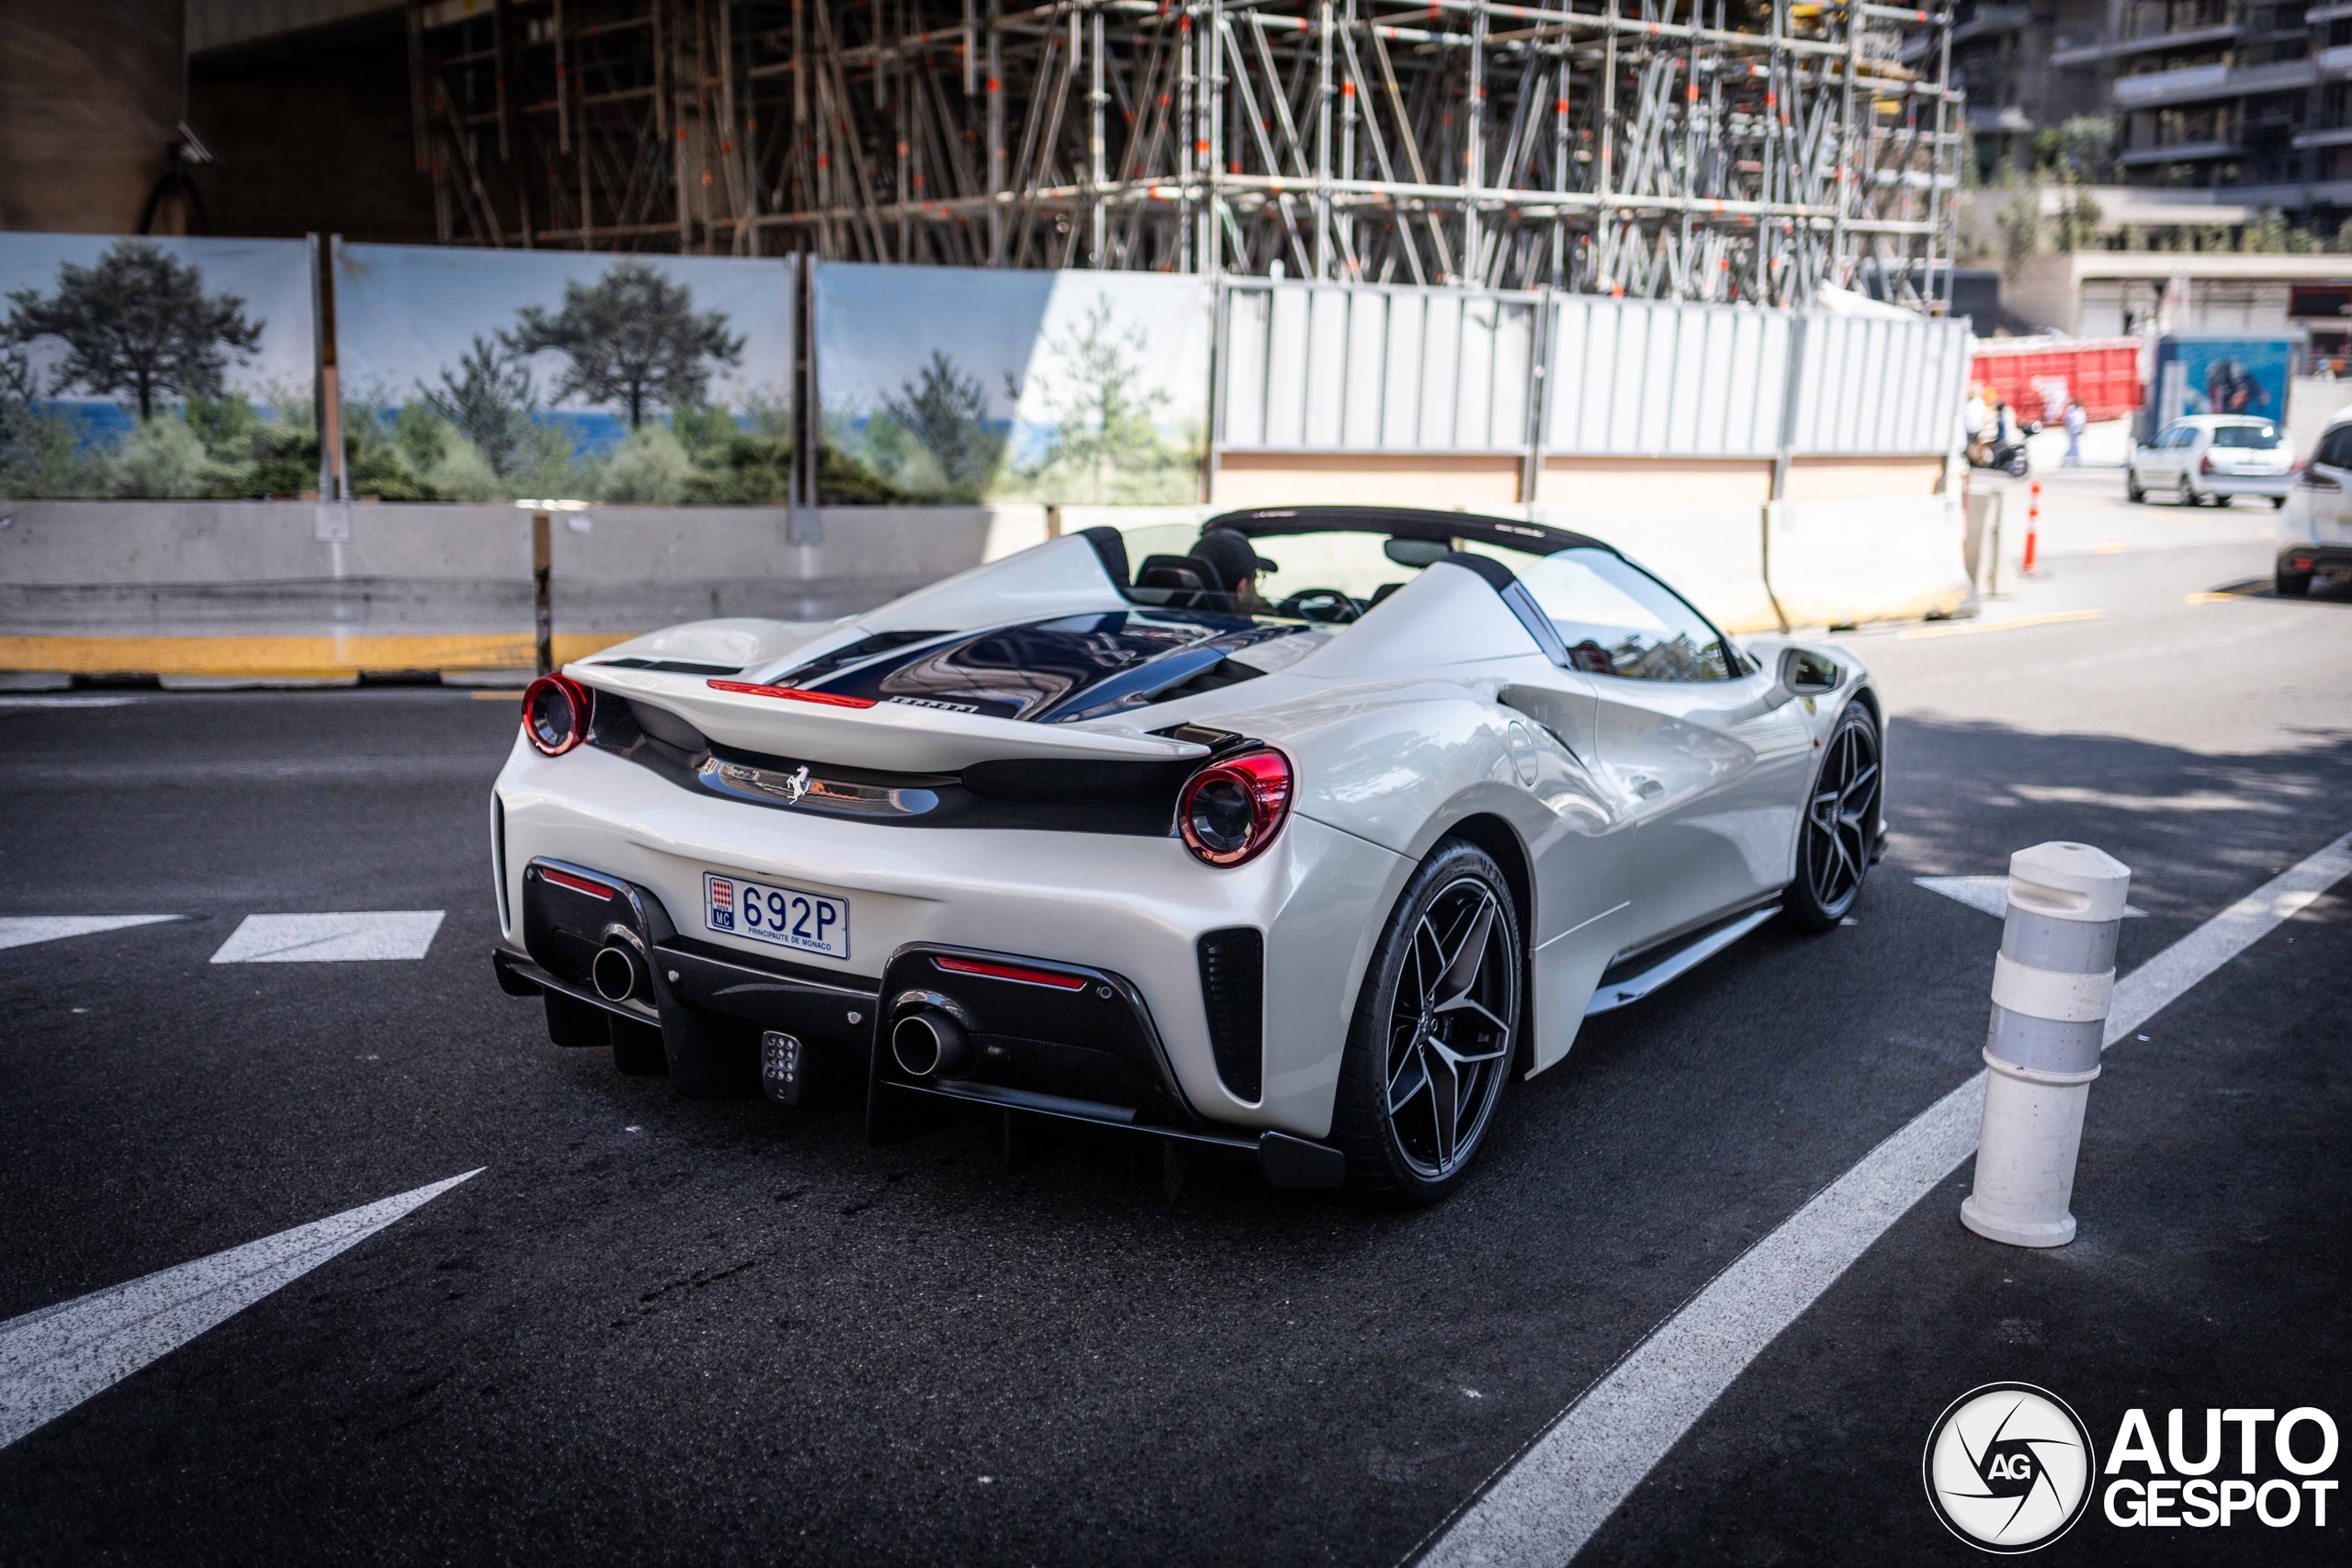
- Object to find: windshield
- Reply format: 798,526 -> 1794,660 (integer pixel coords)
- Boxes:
2210,424 -> 2281,449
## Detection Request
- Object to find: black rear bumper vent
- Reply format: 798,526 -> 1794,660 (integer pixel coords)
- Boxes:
1196,928 -> 1265,1102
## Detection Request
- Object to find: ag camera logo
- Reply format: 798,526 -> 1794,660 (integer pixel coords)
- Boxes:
1923,1383 -> 2097,1552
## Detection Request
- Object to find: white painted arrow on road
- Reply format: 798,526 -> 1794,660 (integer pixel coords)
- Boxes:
0,1169 -> 481,1451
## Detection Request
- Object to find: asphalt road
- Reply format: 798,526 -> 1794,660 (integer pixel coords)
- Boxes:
2,527 -> 2347,1565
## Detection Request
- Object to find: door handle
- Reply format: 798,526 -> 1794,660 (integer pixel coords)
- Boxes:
1628,773 -> 1665,799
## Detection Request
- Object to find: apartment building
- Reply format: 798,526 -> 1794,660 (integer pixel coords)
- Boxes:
1943,2 -> 2109,167
1951,2 -> 2352,212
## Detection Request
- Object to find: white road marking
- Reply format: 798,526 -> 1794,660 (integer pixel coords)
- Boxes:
209,911 -> 446,964
1917,875 -> 2147,919
0,1169 -> 481,1451
1419,831 -> 2352,1568
0,696 -> 139,710
0,916 -> 180,953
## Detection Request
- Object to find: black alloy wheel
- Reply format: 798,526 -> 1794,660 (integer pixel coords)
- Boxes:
1333,840 -> 1521,1202
1784,704 -> 1881,931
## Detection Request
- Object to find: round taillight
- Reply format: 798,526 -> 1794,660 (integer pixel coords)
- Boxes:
1178,749 -> 1292,867
521,674 -> 591,756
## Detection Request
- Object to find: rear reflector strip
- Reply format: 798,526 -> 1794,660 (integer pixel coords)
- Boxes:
538,867 -> 617,899
932,953 -> 1090,992
707,679 -> 876,709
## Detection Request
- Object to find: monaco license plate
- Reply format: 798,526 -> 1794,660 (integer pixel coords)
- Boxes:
704,872 -> 849,960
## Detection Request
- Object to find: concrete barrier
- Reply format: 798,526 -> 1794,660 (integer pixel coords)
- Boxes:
2,491 -> 1977,679
1962,488 -> 2007,598
1764,494 -> 1973,628
0,501 -> 998,678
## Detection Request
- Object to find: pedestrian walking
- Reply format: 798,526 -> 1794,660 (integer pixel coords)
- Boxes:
2064,399 -> 2086,467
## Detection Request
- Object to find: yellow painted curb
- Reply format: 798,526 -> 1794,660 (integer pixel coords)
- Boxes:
0,633 -> 638,677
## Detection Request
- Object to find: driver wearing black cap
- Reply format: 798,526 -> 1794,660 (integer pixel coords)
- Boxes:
1188,527 -> 1280,614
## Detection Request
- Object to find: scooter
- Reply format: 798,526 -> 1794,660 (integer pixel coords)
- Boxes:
1968,437 -> 2031,478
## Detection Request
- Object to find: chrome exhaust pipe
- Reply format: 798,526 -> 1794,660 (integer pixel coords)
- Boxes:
891,1010 -> 973,1079
592,942 -> 648,1003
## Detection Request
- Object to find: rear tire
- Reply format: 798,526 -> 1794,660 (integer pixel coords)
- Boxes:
2277,570 -> 2312,597
1332,840 -> 1521,1204
1784,703 -> 1881,932
2177,476 -> 2197,507
2271,495 -> 2288,510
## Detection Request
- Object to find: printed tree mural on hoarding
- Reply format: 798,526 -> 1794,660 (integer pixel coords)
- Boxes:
1020,296 -> 1195,504
880,350 -> 1005,502
419,335 -> 539,476
5,240 -> 262,421
503,260 -> 744,428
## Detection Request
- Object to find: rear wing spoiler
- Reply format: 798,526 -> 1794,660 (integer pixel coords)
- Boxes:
568,662 -> 1212,773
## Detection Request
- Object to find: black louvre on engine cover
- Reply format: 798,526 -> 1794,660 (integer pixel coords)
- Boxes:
1195,928 -> 1265,1101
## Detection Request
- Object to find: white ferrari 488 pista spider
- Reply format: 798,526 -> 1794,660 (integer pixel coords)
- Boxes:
490,507 -> 1883,1201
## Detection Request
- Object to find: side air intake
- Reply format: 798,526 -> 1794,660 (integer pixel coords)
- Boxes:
1195,928 -> 1265,1102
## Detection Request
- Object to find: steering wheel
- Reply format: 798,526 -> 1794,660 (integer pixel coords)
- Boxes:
1273,588 -> 1361,624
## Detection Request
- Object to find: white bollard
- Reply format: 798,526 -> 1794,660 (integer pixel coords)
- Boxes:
1960,841 -> 2132,1248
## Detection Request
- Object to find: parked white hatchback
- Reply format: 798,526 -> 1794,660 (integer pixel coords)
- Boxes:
2126,415 -> 2294,508
2275,407 -> 2352,593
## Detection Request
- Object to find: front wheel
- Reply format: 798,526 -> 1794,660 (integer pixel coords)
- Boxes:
2004,450 -> 2030,478
1332,841 -> 1522,1203
2126,470 -> 2145,503
1784,703 -> 1882,932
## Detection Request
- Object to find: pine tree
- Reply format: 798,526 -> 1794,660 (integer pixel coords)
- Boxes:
503,261 -> 743,427
420,334 -> 538,474
881,351 -> 1002,500
5,241 -> 263,421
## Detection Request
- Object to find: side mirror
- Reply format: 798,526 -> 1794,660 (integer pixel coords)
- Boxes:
1777,647 -> 1841,701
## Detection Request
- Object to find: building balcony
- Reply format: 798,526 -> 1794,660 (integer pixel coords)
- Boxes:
2118,140 -> 2243,165
2113,59 -> 2317,108
2051,24 -> 2238,68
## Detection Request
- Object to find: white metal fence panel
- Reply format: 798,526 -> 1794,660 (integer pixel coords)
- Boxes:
1218,281 -> 1540,451
1543,297 -> 1792,457
1789,313 -> 1973,455
1220,281 -> 1963,459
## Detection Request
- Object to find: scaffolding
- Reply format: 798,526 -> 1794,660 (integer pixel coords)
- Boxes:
409,0 -> 1960,307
